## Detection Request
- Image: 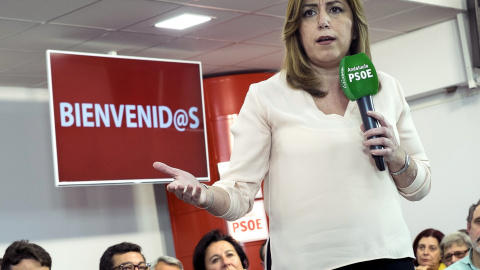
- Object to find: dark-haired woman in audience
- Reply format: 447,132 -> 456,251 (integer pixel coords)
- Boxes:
413,228 -> 446,270
193,229 -> 248,270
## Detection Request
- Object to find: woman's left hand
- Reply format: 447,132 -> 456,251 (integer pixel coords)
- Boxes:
361,110 -> 404,165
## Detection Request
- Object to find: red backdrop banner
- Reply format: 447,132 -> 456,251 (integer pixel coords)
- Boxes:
47,50 -> 209,186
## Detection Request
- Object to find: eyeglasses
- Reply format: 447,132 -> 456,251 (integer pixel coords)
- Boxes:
442,249 -> 469,263
112,262 -> 151,270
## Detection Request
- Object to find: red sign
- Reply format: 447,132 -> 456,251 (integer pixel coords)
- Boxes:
47,50 -> 209,186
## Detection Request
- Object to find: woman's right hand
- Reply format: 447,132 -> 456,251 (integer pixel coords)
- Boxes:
153,162 -> 207,206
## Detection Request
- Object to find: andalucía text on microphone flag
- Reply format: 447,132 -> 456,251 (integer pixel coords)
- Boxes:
339,52 -> 378,101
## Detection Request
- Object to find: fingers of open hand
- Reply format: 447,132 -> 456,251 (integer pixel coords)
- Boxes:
181,185 -> 195,201
166,182 -> 203,205
192,185 -> 203,205
170,183 -> 193,201
153,162 -> 181,178
157,162 -> 204,205
154,162 -> 198,185
166,182 -> 184,197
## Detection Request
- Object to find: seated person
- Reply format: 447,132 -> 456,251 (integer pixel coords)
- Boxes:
413,228 -> 447,270
153,255 -> 183,270
99,242 -> 150,270
446,198 -> 480,270
1,240 -> 51,270
193,229 -> 248,270
440,231 -> 472,267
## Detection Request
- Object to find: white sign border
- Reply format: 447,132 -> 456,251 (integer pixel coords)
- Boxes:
46,50 -> 210,187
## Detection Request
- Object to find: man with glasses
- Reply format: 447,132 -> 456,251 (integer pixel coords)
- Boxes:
99,242 -> 151,270
440,231 -> 472,267
447,198 -> 480,269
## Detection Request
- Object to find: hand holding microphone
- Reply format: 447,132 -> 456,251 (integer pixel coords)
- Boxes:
339,53 -> 385,171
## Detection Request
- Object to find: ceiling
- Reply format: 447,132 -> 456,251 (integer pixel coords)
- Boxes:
0,0 -> 465,89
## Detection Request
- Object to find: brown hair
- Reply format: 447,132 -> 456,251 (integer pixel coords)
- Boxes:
412,228 -> 445,266
1,240 -> 52,270
193,229 -> 249,270
99,242 -> 145,270
467,198 -> 480,224
282,0 -> 371,97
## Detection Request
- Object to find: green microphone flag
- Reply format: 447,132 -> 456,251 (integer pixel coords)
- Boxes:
340,52 -> 379,101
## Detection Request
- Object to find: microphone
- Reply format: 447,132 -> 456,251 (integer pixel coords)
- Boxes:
339,53 -> 385,171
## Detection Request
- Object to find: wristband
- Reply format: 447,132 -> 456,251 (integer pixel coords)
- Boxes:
195,184 -> 215,210
390,151 -> 410,176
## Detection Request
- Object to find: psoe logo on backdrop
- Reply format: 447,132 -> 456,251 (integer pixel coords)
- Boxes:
58,102 -> 200,132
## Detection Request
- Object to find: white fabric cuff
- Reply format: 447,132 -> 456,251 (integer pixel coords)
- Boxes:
212,181 -> 246,221
397,160 -> 431,201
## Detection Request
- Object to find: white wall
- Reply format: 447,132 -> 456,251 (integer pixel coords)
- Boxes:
372,19 -> 469,98
403,87 -> 480,239
1,14 -> 480,269
370,16 -> 480,239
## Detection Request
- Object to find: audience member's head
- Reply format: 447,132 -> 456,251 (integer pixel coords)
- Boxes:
413,228 -> 445,270
193,229 -> 248,270
440,231 -> 472,266
99,242 -> 150,270
153,255 -> 183,270
259,240 -> 267,269
1,240 -> 52,270
467,199 -> 480,255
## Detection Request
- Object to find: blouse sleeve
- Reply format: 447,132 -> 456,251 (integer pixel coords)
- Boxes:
391,77 -> 431,201
213,82 -> 272,221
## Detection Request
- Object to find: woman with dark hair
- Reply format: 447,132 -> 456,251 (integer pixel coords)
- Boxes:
193,229 -> 248,270
413,228 -> 446,270
154,0 -> 431,269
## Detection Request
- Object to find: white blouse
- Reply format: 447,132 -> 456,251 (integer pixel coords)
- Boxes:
213,71 -> 431,269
